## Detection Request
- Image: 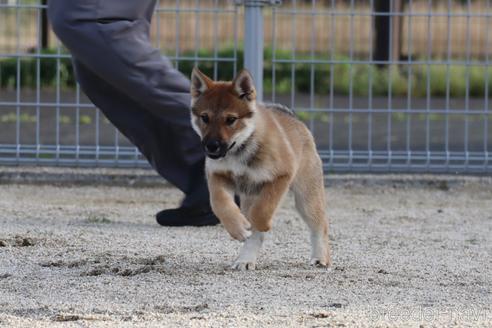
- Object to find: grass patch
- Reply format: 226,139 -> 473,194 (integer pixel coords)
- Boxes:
0,113 -> 94,125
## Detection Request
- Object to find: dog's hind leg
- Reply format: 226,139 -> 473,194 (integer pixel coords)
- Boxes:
232,196 -> 266,270
293,158 -> 332,267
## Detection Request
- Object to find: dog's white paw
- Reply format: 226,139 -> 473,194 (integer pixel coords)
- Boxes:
310,233 -> 332,268
231,260 -> 256,271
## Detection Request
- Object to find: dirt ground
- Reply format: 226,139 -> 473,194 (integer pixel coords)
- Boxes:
0,169 -> 491,327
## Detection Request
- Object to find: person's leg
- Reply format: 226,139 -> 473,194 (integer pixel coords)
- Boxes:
72,60 -> 210,209
47,0 -> 216,225
48,0 -> 193,125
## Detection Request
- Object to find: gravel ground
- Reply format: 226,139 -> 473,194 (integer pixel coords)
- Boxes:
0,170 -> 491,327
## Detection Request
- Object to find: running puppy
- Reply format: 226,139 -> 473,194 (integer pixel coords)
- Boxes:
190,68 -> 331,270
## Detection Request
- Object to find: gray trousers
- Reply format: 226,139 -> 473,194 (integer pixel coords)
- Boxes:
48,0 -> 208,206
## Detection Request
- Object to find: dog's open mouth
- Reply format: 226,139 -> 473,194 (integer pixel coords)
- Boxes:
206,153 -> 223,159
206,142 -> 236,160
227,142 -> 236,152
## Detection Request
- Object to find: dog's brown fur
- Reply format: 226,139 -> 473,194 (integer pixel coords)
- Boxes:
190,68 -> 331,269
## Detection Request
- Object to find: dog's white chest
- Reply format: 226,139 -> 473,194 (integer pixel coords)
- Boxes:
206,157 -> 273,186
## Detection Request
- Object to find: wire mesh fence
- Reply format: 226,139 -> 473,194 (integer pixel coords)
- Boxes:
0,0 -> 491,173
266,0 -> 492,173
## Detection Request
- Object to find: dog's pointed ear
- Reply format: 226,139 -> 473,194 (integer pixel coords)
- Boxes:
233,69 -> 256,101
191,67 -> 213,104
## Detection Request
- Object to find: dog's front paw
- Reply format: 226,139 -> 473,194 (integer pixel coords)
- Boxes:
229,225 -> 252,242
231,260 -> 256,271
223,215 -> 251,241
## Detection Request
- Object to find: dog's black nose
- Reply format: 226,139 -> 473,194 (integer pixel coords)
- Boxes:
205,140 -> 221,154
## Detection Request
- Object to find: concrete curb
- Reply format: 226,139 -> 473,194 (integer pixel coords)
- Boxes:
0,166 -> 491,189
0,167 -> 168,188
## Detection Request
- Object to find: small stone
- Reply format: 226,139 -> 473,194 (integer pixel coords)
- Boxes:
118,269 -> 133,276
81,267 -> 105,276
15,237 -> 34,247
311,311 -> 331,318
438,181 -> 450,191
22,238 -> 34,246
53,314 -> 80,322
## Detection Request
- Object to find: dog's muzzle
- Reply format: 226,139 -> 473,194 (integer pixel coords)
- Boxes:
203,139 -> 236,159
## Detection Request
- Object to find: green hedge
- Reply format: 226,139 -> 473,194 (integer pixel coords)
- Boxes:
1,47 -> 491,97
0,49 -> 76,89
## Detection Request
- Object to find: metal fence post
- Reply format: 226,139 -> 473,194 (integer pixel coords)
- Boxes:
239,0 -> 280,101
41,0 -> 49,49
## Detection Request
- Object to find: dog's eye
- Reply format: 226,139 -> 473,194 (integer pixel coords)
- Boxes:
226,116 -> 237,126
200,114 -> 209,124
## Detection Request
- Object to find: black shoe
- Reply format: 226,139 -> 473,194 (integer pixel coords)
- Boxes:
155,204 -> 220,227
